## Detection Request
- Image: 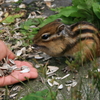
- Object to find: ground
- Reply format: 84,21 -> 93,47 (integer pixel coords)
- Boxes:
0,0 -> 100,100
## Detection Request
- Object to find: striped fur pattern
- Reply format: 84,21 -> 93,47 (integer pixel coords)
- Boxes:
33,19 -> 100,62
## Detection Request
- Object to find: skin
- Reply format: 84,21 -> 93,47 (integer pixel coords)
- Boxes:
0,40 -> 15,61
0,40 -> 38,86
0,61 -> 38,86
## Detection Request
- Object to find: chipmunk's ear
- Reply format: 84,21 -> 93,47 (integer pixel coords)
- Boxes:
57,24 -> 66,35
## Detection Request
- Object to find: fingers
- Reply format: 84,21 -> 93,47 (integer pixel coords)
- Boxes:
0,61 -> 38,86
14,61 -> 38,78
0,40 -> 15,60
7,48 -> 16,59
0,41 -> 6,61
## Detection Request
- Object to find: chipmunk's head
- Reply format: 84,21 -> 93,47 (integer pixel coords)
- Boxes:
33,19 -> 70,56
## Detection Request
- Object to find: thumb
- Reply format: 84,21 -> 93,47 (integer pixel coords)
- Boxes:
7,48 -> 16,59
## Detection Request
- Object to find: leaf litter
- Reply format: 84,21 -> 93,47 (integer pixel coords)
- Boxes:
0,0 -> 79,99
0,1 -> 51,98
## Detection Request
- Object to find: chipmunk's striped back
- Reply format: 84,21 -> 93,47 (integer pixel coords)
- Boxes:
62,21 -> 100,60
70,21 -> 99,38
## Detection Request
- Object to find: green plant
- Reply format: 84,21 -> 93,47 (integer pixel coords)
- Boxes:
88,67 -> 100,92
65,51 -> 83,72
19,18 -> 43,45
20,89 -> 57,100
18,0 -> 100,45
14,7 -> 21,12
2,12 -> 25,24
39,0 -> 100,29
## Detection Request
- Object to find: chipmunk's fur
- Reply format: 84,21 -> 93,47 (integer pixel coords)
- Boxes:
33,19 -> 100,63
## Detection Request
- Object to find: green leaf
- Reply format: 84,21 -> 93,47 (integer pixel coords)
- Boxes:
39,0 -> 100,29
51,7 -> 65,13
39,14 -> 60,28
72,0 -> 93,9
20,30 -> 27,35
39,6 -> 78,27
20,89 -> 57,100
92,2 -> 100,19
2,12 -> 25,24
20,18 -> 43,30
61,6 -> 78,16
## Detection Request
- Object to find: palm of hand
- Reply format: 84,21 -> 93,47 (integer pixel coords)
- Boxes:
0,61 -> 38,86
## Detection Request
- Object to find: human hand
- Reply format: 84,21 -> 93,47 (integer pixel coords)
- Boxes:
0,40 -> 38,86
0,61 -> 38,86
0,40 -> 15,61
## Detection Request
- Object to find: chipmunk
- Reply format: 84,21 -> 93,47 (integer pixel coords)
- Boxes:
33,19 -> 100,71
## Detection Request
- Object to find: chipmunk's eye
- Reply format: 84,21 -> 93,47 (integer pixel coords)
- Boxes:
42,34 -> 50,40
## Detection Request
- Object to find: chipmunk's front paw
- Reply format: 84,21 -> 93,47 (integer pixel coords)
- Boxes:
62,66 -> 78,73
